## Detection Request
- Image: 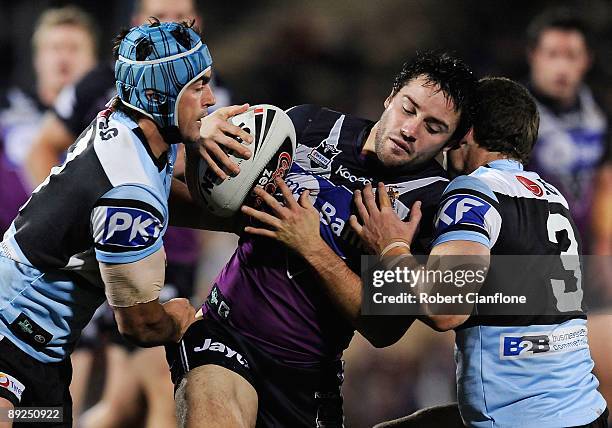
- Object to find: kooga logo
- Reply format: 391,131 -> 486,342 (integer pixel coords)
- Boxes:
194,339 -> 249,368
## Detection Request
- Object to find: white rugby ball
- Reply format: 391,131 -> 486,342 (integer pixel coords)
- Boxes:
193,104 -> 296,217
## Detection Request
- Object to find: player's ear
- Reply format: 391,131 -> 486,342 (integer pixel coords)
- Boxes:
444,127 -> 473,152
464,127 -> 475,145
384,91 -> 394,109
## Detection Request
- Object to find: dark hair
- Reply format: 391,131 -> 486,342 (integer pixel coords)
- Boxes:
391,51 -> 477,143
472,77 -> 539,164
527,8 -> 591,50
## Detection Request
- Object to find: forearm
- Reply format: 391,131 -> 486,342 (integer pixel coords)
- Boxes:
301,240 -> 413,346
301,239 -> 363,324
113,300 -> 180,347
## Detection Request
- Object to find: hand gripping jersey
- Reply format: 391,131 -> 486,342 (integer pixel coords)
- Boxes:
0,110 -> 176,362
432,159 -> 606,427
203,105 -> 449,364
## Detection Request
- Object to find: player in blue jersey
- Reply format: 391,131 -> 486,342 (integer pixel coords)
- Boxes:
248,77 -> 608,427
0,20 -> 252,427
169,51 -> 476,427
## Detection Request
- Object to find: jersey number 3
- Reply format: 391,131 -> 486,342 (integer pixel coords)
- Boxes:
547,208 -> 583,312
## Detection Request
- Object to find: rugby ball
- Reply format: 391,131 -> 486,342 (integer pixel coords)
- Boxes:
192,104 -> 296,217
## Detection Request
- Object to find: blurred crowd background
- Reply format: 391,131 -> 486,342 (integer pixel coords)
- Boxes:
0,0 -> 611,427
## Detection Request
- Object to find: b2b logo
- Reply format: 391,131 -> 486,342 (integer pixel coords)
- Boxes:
102,207 -> 163,249
501,334 -> 550,359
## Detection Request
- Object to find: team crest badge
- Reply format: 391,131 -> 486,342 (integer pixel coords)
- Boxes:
308,139 -> 341,169
387,186 -> 400,210
383,185 -> 409,220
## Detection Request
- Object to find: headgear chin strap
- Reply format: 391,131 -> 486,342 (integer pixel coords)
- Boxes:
115,22 -> 213,142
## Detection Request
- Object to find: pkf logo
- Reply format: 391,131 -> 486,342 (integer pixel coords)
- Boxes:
516,176 -> 543,197
501,334 -> 550,359
103,207 -> 162,248
435,195 -> 491,230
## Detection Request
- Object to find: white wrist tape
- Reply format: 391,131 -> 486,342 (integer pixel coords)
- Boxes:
380,240 -> 411,258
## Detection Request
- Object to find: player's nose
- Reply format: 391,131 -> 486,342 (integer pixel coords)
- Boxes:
201,84 -> 216,108
400,118 -> 419,141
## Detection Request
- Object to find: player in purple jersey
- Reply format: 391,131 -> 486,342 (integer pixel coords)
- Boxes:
167,51 -> 477,427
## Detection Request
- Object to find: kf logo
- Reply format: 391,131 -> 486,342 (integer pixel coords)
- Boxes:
435,196 -> 487,228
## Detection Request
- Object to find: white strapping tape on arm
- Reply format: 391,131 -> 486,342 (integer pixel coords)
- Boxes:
100,247 -> 166,307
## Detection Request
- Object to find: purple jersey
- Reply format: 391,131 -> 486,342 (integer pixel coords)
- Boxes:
0,88 -> 47,235
203,105 -> 449,364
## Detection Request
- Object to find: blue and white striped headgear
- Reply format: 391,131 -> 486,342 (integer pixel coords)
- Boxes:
115,21 -> 213,130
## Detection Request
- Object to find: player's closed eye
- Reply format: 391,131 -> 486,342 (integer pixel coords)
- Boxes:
426,125 -> 441,134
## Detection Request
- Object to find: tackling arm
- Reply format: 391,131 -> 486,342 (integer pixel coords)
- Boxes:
100,247 -> 195,346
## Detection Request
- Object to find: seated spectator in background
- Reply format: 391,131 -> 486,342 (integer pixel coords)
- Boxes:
0,6 -> 97,235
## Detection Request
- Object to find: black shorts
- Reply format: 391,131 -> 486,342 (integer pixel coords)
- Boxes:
0,337 -> 72,427
575,408 -> 609,428
166,316 -> 345,428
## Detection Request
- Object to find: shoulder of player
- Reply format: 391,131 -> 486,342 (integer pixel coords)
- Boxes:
94,184 -> 167,218
91,184 -> 166,262
286,104 -> 370,140
442,173 -> 500,208
92,113 -> 161,189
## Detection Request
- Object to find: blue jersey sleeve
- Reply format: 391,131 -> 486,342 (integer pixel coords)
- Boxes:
432,175 -> 502,248
91,184 -> 167,264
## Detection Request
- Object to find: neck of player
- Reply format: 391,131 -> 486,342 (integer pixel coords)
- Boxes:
469,146 -> 517,173
138,117 -> 170,159
361,122 -> 378,156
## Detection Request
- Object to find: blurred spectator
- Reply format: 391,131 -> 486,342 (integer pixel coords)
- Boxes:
526,8 -> 612,253
0,6 -> 97,235
25,0 -> 215,185
525,8 -> 612,424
